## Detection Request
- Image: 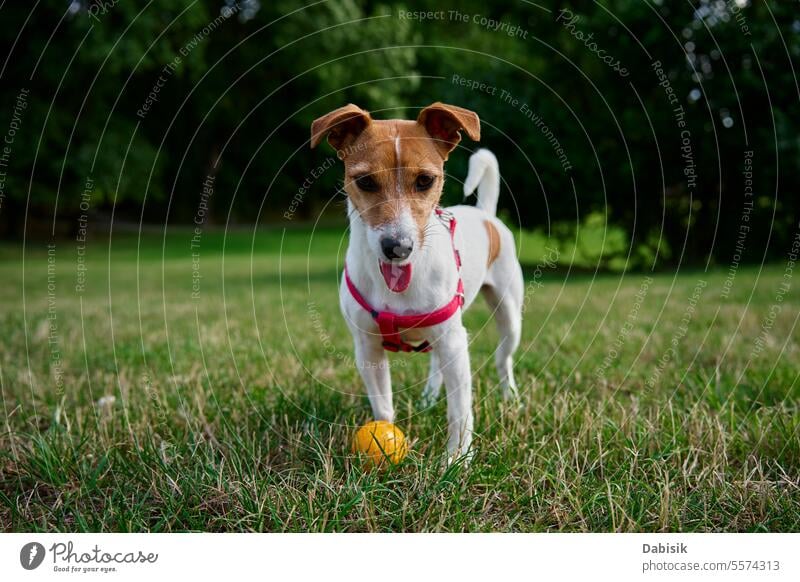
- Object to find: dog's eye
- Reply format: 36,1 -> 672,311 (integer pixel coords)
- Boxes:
415,174 -> 435,191
354,175 -> 379,192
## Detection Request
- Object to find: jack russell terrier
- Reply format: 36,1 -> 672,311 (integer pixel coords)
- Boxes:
310,102 -> 523,461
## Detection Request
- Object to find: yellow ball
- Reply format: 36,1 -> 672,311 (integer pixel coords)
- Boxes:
352,420 -> 408,468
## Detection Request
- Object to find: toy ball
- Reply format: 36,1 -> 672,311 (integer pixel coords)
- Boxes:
352,420 -> 408,468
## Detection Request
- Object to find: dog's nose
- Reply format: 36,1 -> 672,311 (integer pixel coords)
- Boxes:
380,236 -> 413,261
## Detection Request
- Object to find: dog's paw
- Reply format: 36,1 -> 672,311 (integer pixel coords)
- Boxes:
444,447 -> 475,469
500,379 -> 519,401
418,387 -> 441,409
499,386 -> 524,417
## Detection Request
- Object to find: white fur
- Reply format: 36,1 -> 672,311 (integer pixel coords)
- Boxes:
463,148 -> 500,216
340,149 -> 524,462
394,135 -> 403,197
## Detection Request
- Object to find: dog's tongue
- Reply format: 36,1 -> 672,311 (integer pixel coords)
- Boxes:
380,262 -> 412,292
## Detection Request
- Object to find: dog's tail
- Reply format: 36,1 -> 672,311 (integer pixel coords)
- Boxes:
463,148 -> 500,216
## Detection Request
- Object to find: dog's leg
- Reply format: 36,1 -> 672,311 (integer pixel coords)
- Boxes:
354,333 -> 393,421
494,298 -> 521,399
482,283 -> 522,399
436,324 -> 474,461
419,352 -> 443,408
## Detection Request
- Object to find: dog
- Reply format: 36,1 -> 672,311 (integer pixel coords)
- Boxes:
310,102 -> 523,461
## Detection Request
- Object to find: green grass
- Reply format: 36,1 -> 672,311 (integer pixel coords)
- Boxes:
1,225 -> 798,532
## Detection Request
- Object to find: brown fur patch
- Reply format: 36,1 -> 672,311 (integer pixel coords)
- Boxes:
484,220 -> 501,267
417,102 -> 480,159
342,120 -> 445,237
311,103 -> 481,246
310,104 -> 370,150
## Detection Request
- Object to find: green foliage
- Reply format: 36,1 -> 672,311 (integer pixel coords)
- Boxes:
272,1 -> 420,117
0,1 -> 797,266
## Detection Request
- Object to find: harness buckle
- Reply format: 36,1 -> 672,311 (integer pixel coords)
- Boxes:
435,206 -> 453,219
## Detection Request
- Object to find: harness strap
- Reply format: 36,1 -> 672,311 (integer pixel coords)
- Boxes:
344,210 -> 464,353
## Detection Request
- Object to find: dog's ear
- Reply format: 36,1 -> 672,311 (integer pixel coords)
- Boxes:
417,102 -> 480,158
310,104 -> 371,152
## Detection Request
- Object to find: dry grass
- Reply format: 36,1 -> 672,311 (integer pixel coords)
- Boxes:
0,228 -> 798,531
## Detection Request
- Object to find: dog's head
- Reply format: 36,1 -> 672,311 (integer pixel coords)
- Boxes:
310,102 -> 480,291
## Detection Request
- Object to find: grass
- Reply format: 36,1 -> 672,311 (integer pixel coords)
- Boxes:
0,224 -> 798,532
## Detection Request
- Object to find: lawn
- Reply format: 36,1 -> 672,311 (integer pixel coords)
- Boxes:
1,225 -> 798,532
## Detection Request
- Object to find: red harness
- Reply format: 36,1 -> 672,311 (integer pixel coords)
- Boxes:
344,209 -> 464,353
